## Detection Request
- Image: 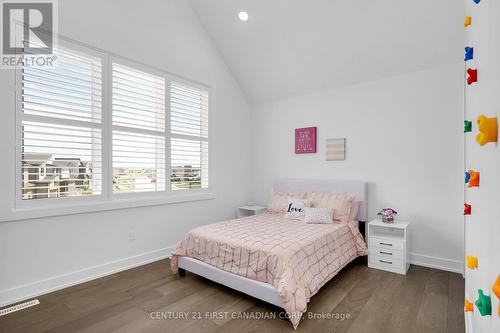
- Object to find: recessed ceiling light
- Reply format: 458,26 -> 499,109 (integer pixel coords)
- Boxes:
238,11 -> 249,22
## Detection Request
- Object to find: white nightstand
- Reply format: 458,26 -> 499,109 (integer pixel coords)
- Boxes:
367,219 -> 410,275
237,205 -> 267,218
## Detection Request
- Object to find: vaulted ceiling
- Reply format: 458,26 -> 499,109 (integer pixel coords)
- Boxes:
188,0 -> 464,103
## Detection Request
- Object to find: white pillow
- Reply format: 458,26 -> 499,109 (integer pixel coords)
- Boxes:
304,207 -> 334,224
285,199 -> 311,220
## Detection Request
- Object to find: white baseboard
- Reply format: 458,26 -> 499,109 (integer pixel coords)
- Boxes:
0,245 -> 175,308
410,252 -> 464,274
465,309 -> 473,333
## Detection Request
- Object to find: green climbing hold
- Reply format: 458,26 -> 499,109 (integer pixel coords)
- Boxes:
475,289 -> 492,316
465,120 -> 472,133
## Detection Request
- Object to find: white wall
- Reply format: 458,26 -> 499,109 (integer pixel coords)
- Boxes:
0,0 -> 251,306
250,64 -> 464,272
464,1 -> 500,332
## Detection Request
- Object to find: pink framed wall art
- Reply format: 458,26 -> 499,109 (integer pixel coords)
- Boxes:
295,126 -> 317,154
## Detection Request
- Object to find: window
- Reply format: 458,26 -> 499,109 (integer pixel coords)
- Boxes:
112,63 -> 166,193
17,41 -> 211,208
20,47 -> 102,200
170,82 -> 209,190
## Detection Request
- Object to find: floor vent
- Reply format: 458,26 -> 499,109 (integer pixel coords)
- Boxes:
0,299 -> 40,317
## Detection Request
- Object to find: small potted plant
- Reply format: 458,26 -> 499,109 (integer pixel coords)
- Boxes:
378,208 -> 398,223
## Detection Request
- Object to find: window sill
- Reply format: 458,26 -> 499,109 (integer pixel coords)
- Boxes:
1,192 -> 216,223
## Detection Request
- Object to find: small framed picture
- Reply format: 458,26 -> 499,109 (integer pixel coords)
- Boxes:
295,127 -> 317,154
325,138 -> 346,161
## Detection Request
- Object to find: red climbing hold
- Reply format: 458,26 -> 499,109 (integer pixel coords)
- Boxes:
467,68 -> 478,85
464,203 -> 472,215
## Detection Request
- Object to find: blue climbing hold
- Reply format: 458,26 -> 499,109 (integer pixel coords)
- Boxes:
473,0 -> 481,4
465,172 -> 471,183
465,47 -> 474,61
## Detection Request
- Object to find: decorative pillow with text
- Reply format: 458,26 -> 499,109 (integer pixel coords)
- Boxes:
285,199 -> 311,220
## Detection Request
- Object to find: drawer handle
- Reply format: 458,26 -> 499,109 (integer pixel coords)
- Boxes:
379,242 -> 393,246
379,260 -> 393,264
379,251 -> 392,255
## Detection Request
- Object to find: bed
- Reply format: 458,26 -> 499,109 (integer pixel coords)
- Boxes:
170,179 -> 368,329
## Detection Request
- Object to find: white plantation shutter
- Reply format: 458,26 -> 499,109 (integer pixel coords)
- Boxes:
18,41 -> 212,207
20,47 -> 102,200
112,63 -> 166,193
170,81 -> 209,190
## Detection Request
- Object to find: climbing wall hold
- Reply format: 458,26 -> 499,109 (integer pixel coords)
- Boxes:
492,275 -> 500,317
492,274 -> 500,317
464,16 -> 472,28
475,289 -> 492,316
467,68 -> 478,85
466,255 -> 478,269
465,47 -> 474,61
473,0 -> 481,4
465,172 -> 471,183
464,120 -> 472,133
476,115 -> 498,146
465,299 -> 474,312
493,275 -> 500,296
467,170 -> 480,188
464,203 -> 472,215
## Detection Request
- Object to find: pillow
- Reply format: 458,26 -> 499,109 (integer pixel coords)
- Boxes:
307,191 -> 345,208
285,198 -> 311,220
268,191 -> 308,212
335,196 -> 356,221
307,192 -> 355,221
304,207 -> 334,224
338,201 -> 361,224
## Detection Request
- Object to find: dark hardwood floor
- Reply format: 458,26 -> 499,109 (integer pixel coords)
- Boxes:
0,257 -> 465,333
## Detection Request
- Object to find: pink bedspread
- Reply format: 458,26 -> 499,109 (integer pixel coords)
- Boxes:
170,211 -> 367,329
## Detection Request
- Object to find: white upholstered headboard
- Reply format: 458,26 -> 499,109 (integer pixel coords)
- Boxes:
273,178 -> 368,222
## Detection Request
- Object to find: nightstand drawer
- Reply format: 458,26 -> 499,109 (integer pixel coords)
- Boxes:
369,253 -> 404,271
369,236 -> 404,251
369,246 -> 404,261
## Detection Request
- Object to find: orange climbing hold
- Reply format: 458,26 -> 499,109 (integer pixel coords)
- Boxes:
464,16 -> 472,27
493,274 -> 500,317
465,299 -> 474,312
476,115 -> 498,146
492,275 -> 500,295
467,170 -> 480,188
466,255 -> 478,269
